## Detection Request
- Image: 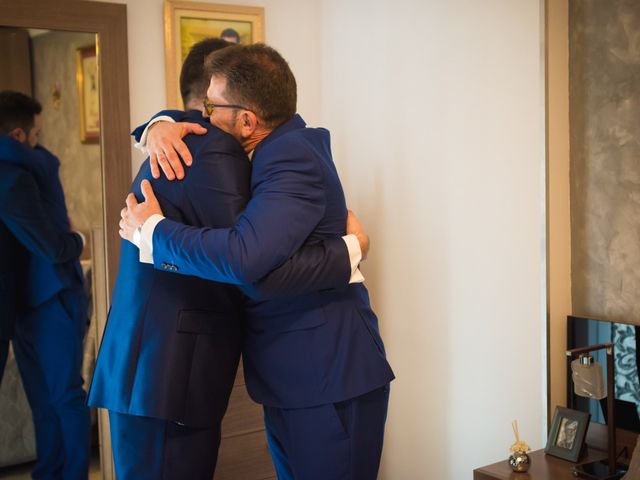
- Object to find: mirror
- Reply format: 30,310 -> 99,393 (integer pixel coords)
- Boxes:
0,2 -> 131,479
0,28 -> 103,479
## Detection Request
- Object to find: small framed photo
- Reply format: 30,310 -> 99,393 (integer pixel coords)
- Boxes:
544,406 -> 590,462
163,0 -> 265,108
76,44 -> 100,143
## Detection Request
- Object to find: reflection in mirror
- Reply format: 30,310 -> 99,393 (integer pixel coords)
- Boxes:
0,28 -> 104,479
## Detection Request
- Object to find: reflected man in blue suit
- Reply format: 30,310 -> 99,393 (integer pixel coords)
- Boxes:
0,91 -> 90,479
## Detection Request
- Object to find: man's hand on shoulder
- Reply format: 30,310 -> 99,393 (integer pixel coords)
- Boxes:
119,180 -> 164,243
147,121 -> 206,180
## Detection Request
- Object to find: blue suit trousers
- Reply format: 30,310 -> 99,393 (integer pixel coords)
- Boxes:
109,411 -> 221,480
264,385 -> 390,480
13,287 -> 90,480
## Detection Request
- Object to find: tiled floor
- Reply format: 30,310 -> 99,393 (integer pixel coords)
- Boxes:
0,449 -> 101,480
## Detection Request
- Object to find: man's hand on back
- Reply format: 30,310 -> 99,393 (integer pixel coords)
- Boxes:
147,121 -> 205,180
119,180 -> 164,243
346,209 -> 370,261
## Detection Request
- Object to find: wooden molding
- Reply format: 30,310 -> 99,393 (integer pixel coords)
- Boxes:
0,2 -> 131,478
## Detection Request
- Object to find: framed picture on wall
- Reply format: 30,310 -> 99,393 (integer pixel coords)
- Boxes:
164,0 -> 265,108
75,44 -> 100,143
544,406 -> 590,462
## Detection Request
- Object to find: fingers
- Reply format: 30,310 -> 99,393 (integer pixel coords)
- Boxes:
119,203 -> 137,241
163,148 -> 184,180
360,235 -> 370,261
118,216 -> 127,239
153,147 -> 187,179
173,140 -> 193,166
125,192 -> 138,209
170,122 -> 205,167
140,179 -> 158,205
147,122 -> 198,180
155,151 -> 176,181
345,208 -> 370,261
148,135 -> 178,180
119,182 -> 162,242
149,151 -> 170,180
150,153 -> 160,179
183,122 -> 207,136
346,209 -> 363,236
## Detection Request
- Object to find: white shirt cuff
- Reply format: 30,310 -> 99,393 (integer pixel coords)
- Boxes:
342,234 -> 365,283
133,115 -> 176,153
138,214 -> 165,264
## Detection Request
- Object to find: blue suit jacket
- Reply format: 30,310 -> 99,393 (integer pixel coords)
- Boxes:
149,113 -> 395,408
0,137 -> 83,340
90,112 -> 351,426
13,145 -> 85,307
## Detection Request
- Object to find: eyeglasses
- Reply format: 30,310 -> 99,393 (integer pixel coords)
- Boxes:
202,98 -> 250,116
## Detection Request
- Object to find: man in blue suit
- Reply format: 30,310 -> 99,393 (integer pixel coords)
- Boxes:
122,44 -> 394,480
89,38 -> 356,480
0,104 -> 84,384
0,91 -> 90,479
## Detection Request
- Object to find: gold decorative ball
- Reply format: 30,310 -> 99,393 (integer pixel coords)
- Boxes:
508,452 -> 531,472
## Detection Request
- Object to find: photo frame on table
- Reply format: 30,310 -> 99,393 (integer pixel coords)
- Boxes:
164,0 -> 265,108
76,44 -> 100,143
544,406 -> 590,462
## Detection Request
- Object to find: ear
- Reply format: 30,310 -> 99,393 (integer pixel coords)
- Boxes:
7,127 -> 26,143
238,110 -> 259,139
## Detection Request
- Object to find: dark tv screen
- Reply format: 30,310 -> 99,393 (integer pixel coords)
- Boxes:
567,315 -> 640,433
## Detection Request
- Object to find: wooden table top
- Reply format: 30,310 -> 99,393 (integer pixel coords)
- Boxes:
473,447 -> 607,480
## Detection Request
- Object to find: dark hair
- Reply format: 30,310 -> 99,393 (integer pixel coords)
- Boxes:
205,43 -> 297,128
179,37 -> 231,106
0,90 -> 42,135
220,28 -> 240,43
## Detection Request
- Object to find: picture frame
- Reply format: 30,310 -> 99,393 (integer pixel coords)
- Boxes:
75,44 -> 100,143
163,0 -> 265,108
544,406 -> 591,462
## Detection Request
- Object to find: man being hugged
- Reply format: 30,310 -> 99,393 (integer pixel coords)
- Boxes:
122,44 -> 393,480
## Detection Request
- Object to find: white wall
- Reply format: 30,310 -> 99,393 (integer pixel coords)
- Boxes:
319,1 -> 546,478
106,0 -> 547,478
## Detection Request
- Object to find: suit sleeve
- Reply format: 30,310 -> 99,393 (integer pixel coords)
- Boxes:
0,170 -> 82,263
152,138 -> 326,284
240,237 -> 350,301
131,110 -> 187,142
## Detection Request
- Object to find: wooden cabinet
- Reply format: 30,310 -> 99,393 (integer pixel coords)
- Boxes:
473,448 -> 608,480
214,362 -> 276,480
